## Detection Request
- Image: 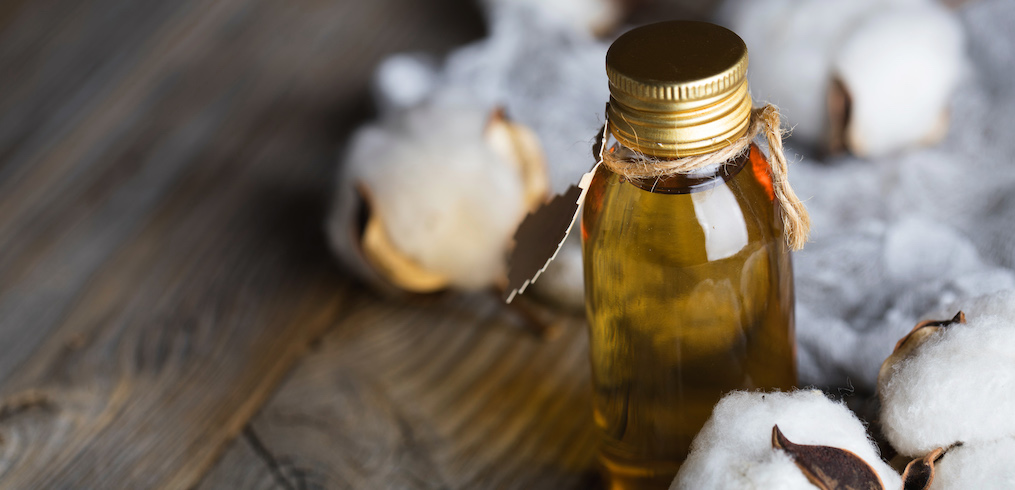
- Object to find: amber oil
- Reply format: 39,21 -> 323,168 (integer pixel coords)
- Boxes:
581,144 -> 797,489
582,20 -> 800,489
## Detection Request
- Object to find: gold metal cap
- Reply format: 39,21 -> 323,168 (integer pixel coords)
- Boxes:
606,21 -> 752,158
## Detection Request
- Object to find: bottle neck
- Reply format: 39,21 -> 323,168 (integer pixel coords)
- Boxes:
607,135 -> 751,195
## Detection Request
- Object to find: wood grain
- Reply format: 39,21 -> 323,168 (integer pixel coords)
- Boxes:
198,294 -> 599,490
0,0 -> 483,487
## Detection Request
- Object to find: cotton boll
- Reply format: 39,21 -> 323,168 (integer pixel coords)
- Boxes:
879,291 -> 1015,456
332,5 -> 608,302
720,0 -> 966,156
834,3 -> 965,157
718,0 -> 882,147
931,437 -> 1015,489
673,390 -> 901,489
343,105 -> 530,290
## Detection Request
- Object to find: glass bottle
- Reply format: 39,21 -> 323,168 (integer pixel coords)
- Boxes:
581,21 -> 797,489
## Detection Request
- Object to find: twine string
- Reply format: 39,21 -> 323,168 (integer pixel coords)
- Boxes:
601,104 -> 810,251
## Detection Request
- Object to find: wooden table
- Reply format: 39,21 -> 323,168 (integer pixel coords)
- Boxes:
0,0 -> 724,486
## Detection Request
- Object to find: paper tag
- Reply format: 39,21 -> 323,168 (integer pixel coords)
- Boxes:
503,117 -> 608,303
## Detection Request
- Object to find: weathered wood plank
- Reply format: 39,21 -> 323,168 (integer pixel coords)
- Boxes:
0,0 -> 484,487
199,294 -> 599,490
0,0 -> 485,384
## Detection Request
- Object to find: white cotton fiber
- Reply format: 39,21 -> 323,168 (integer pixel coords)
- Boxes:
672,390 -> 901,489
717,0 -> 882,147
719,0 -> 965,156
947,290 -> 1015,321
432,8 -> 608,194
879,290 -> 1015,456
346,104 -> 527,290
834,2 -> 964,157
883,217 -> 983,285
931,437 -> 1015,489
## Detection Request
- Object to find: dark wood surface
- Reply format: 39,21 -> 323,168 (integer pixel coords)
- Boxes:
0,0 -> 721,486
197,295 -> 596,489
0,0 -> 601,487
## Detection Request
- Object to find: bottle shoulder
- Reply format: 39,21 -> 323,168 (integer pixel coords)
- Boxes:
581,144 -> 783,266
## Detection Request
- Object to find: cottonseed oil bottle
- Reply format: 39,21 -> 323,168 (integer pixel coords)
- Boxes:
581,21 -> 797,489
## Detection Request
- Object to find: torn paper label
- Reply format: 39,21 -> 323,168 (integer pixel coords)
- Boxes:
504,119 -> 607,303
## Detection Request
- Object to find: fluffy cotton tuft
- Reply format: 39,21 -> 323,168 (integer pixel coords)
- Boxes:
883,217 -> 984,285
834,2 -> 964,157
346,105 -> 527,290
718,0 -> 879,146
879,290 -> 1015,456
931,437 -> 1015,489
672,390 -> 900,489
329,6 -> 608,296
719,0 -> 965,155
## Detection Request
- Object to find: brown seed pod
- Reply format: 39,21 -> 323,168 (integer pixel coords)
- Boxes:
772,424 -> 886,490
900,446 -> 946,490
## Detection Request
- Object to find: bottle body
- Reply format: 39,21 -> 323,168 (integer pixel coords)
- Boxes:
581,143 -> 797,489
